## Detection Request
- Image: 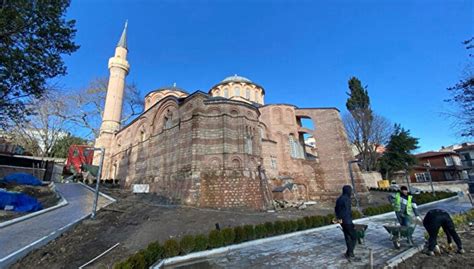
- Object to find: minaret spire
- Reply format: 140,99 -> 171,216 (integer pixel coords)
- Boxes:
117,20 -> 128,49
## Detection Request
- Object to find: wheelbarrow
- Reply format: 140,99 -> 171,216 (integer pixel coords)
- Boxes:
354,224 -> 368,244
383,223 -> 417,249
334,220 -> 368,245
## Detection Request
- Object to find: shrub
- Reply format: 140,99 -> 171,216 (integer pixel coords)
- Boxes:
303,216 -> 314,228
312,216 -> 324,227
254,224 -> 267,239
179,235 -> 195,254
234,226 -> 246,243
193,234 -> 208,251
243,224 -> 255,241
208,230 -> 224,248
297,218 -> 307,231
221,228 -> 236,245
143,242 -> 163,265
273,221 -> 285,235
290,220 -> 298,232
163,239 -> 180,257
264,222 -> 275,236
283,220 -> 292,233
352,210 -> 362,219
324,214 -> 335,225
122,252 -> 146,269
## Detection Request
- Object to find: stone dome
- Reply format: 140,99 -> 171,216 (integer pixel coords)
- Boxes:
222,74 -> 252,83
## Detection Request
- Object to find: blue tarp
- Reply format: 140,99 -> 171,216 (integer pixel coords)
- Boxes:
0,190 -> 43,212
3,173 -> 42,186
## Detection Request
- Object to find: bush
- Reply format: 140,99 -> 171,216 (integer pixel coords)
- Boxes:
273,221 -> 285,235
312,216 -> 324,227
324,214 -> 335,225
143,242 -> 163,266
234,226 -> 246,243
193,234 -> 208,251
123,252 -> 146,269
243,224 -> 255,241
163,239 -> 180,257
352,210 -> 362,219
264,222 -> 275,236
208,230 -> 224,248
254,224 -> 267,239
283,220 -> 292,233
179,235 -> 195,255
290,220 -> 298,232
303,216 -> 314,228
221,228 -> 236,245
297,218 -> 307,231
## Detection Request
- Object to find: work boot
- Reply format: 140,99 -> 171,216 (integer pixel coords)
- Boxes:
434,245 -> 441,255
457,249 -> 465,254
422,249 -> 435,256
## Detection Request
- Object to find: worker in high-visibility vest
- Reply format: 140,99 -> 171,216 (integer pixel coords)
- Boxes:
388,186 -> 422,226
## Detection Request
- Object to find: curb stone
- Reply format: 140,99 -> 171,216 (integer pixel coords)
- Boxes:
0,182 -> 69,229
151,195 -> 460,268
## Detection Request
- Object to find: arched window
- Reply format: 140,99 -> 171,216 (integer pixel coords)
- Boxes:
246,88 -> 250,99
140,130 -> 145,141
289,135 -> 297,158
245,135 -> 253,154
224,88 -> 229,98
234,87 -> 240,96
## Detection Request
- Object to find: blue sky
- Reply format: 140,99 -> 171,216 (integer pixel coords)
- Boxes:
61,0 -> 473,152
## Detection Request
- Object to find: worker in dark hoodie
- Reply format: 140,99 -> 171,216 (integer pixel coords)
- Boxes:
335,185 -> 358,260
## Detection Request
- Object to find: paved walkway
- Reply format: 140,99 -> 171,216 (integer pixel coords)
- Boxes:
166,196 -> 472,269
0,183 -> 112,268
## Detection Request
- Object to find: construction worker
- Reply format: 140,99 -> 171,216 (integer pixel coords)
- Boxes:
335,185 -> 360,261
422,209 -> 464,256
388,186 -> 422,226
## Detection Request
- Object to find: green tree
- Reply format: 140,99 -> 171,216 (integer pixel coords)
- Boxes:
0,0 -> 79,128
50,133 -> 88,158
445,37 -> 473,138
379,124 -> 419,178
345,77 -> 391,171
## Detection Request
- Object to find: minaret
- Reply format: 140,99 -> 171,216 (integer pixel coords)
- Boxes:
100,21 -> 130,134
94,21 -> 130,174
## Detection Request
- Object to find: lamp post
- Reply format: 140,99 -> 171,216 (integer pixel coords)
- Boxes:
348,159 -> 361,212
424,161 -> 436,197
86,147 -> 105,219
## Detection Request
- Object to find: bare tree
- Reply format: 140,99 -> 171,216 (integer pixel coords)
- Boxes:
9,91 -> 69,157
64,77 -> 143,139
343,112 -> 393,171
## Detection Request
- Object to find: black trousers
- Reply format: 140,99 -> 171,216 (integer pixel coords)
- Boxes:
341,223 -> 357,256
423,209 -> 462,251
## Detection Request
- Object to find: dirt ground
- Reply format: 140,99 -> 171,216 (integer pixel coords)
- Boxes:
12,189 -> 390,269
397,223 -> 474,269
0,182 -> 60,222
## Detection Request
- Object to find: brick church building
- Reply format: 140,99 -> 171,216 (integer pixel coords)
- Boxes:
94,23 -> 369,209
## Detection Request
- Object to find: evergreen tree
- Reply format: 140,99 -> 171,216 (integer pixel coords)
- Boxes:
379,124 -> 419,178
0,0 -> 79,128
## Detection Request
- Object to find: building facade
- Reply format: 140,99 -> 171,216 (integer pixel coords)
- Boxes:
94,24 -> 369,209
410,151 -> 468,183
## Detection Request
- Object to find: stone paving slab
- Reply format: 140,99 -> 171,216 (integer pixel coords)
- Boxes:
166,197 -> 472,269
0,183 -> 112,268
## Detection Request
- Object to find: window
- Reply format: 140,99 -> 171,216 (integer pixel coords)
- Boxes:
140,130 -> 145,141
289,135 -> 297,158
224,88 -> 229,98
245,136 -> 253,154
444,156 -> 454,166
164,117 -> 172,129
270,156 -> 277,169
452,156 -> 461,166
234,87 -> 240,96
415,172 -> 430,182
246,88 -> 250,99
73,149 -> 79,157
83,150 -> 90,157
444,172 -> 453,180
